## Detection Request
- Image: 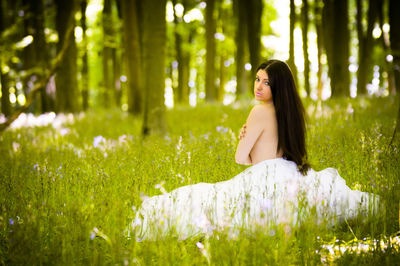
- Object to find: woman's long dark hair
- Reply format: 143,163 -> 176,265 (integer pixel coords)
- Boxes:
257,60 -> 310,175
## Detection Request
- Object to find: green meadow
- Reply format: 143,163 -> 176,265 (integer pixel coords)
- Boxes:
0,97 -> 399,265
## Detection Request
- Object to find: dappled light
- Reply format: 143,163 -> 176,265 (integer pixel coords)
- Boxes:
0,0 -> 399,264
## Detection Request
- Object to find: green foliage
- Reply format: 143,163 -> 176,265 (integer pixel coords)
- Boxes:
0,97 -> 399,264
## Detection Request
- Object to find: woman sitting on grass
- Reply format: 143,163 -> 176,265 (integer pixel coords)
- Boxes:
131,59 -> 380,240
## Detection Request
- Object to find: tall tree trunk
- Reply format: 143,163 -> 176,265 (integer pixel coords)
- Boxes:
233,0 -> 248,99
121,0 -> 142,114
216,1 -> 227,102
0,63 -> 11,117
314,0 -> 324,98
377,0 -> 395,95
22,0 -> 37,112
389,0 -> 400,93
81,0 -> 89,110
172,0 -> 183,105
357,0 -> 378,95
301,0 -> 310,96
0,0 -> 11,117
102,0 -> 115,108
114,0 -> 122,107
246,0 -> 262,80
322,0 -> 350,97
31,0 -> 50,113
172,0 -> 190,105
205,0 -> 217,101
141,0 -> 167,136
288,0 -> 298,87
55,0 -> 79,112
389,0 -> 400,145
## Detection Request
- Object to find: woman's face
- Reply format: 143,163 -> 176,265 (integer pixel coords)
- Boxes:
254,69 -> 272,104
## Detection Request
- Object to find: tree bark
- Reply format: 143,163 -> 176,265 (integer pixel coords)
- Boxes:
31,0 -> 51,112
21,0 -> 50,112
246,0 -> 262,79
121,0 -> 142,114
314,0 -> 324,98
141,0 -> 167,136
55,0 -> 79,112
102,0 -> 115,108
205,0 -> 217,101
322,0 -> 350,97
376,0 -> 395,95
233,0 -> 248,99
357,0 -> 378,95
301,0 -> 310,96
22,0 -> 37,112
81,0 -> 89,110
389,0 -> 400,145
0,65 -> 11,117
0,0 -> 11,117
288,0 -> 298,87
172,0 -> 191,105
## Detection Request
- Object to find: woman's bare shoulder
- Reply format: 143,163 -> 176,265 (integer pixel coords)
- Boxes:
249,104 -> 275,118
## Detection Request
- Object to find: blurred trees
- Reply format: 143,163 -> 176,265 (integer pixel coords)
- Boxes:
0,0 -> 399,133
141,0 -> 167,136
80,0 -> 89,110
55,0 -> 79,112
322,0 -> 350,97
389,0 -> 400,145
233,0 -> 248,98
0,0 -> 11,117
301,0 -> 310,96
205,0 -> 217,101
121,0 -> 142,114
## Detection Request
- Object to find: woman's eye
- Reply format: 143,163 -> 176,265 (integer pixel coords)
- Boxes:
255,78 -> 260,82
265,81 -> 270,86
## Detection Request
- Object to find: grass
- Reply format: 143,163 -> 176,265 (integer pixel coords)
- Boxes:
0,96 -> 399,265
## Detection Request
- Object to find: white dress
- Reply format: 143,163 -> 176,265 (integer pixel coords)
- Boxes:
131,158 -> 380,240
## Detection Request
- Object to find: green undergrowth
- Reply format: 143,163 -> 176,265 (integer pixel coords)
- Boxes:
0,97 -> 399,265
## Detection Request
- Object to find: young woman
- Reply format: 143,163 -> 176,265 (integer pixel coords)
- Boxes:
131,60 -> 379,240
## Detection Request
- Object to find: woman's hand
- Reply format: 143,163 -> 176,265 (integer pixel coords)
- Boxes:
239,124 -> 247,140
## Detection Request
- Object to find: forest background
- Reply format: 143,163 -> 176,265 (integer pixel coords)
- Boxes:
0,0 -> 399,137
1,0 -> 400,264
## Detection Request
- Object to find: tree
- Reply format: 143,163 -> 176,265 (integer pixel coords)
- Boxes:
0,0 -> 11,117
121,0 -> 142,114
301,0 -> 310,96
0,10 -> 77,131
205,0 -> 217,101
233,0 -> 248,99
246,0 -> 262,79
80,0 -> 89,110
288,0 -> 298,87
21,0 -> 52,113
314,0 -> 324,98
389,0 -> 400,145
356,0 -> 378,95
141,0 -> 167,136
102,0 -> 112,107
172,0 -> 194,105
376,0 -> 395,95
322,0 -> 350,97
102,0 -> 119,108
55,0 -> 79,112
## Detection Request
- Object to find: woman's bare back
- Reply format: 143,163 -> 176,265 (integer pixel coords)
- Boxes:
249,104 -> 283,164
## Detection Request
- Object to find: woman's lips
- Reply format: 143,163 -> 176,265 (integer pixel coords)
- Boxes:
256,92 -> 262,96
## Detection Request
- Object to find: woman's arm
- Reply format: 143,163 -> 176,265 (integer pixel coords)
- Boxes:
235,105 -> 265,165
